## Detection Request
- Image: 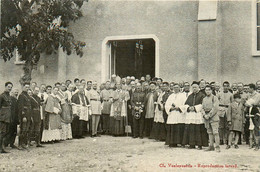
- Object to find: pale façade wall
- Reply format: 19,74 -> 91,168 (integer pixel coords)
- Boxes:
66,0 -> 199,83
219,1 -> 260,84
1,0 -> 259,92
67,0 -> 260,84
0,53 -> 59,92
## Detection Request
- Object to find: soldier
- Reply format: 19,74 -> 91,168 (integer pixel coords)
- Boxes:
18,82 -> 32,149
202,85 -> 220,152
5,88 -> 19,149
100,81 -> 112,134
88,81 -> 102,137
131,83 -> 146,138
0,82 -> 13,153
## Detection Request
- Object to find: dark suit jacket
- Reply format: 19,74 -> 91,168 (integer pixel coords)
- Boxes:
18,91 -> 32,119
10,96 -> 19,125
0,91 -> 12,123
71,92 -> 90,105
31,95 -> 41,123
245,106 -> 260,136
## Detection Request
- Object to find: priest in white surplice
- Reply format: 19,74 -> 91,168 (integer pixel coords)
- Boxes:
165,83 -> 187,147
182,81 -> 208,149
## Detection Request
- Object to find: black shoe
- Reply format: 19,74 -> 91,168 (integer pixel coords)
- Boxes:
215,146 -> 221,152
205,146 -> 215,151
197,146 -> 202,150
36,144 -> 44,148
133,136 -> 138,138
17,146 -> 23,150
234,145 -> 239,149
10,145 -> 18,149
188,145 -> 195,149
139,136 -> 143,139
220,140 -> 224,145
226,145 -> 231,149
1,149 -> 9,153
169,144 -> 177,148
21,145 -> 28,149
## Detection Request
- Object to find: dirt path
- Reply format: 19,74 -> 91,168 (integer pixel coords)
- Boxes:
0,136 -> 259,172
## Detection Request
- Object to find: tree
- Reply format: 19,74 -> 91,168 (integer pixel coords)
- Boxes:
1,0 -> 87,85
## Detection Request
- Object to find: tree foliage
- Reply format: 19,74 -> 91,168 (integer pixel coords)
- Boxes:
1,0 -> 87,84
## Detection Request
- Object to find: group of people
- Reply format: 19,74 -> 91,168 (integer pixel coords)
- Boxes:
0,74 -> 260,154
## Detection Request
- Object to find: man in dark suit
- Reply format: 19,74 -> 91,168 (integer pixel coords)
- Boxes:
5,88 -> 19,149
30,87 -> 44,147
18,82 -> 32,149
0,82 -> 13,153
127,81 -> 136,136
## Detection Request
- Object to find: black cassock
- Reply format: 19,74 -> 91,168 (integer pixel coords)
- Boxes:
182,91 -> 208,147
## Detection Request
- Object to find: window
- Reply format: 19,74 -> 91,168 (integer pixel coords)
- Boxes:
198,0 -> 217,21
252,0 -> 260,56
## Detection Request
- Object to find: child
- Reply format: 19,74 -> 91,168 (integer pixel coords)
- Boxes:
226,94 -> 244,149
245,104 -> 260,151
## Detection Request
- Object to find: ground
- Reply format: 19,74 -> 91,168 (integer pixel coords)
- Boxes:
0,136 -> 260,172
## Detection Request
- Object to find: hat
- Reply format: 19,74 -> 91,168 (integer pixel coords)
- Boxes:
149,81 -> 156,85
191,81 -> 200,86
115,76 -> 121,84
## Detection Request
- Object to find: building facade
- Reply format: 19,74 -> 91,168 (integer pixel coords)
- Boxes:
0,0 -> 259,91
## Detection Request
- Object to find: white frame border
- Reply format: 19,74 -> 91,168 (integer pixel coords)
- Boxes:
101,34 -> 160,82
252,0 -> 260,56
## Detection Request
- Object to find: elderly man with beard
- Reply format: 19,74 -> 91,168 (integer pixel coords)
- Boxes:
182,81 -> 208,149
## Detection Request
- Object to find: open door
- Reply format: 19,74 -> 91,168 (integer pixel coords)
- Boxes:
109,39 -> 155,79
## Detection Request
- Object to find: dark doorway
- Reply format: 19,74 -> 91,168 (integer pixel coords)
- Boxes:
110,39 -> 155,79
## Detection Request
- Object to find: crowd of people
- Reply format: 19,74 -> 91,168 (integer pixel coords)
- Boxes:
0,74 -> 260,154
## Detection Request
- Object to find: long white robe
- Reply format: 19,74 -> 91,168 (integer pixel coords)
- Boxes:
165,92 -> 187,124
